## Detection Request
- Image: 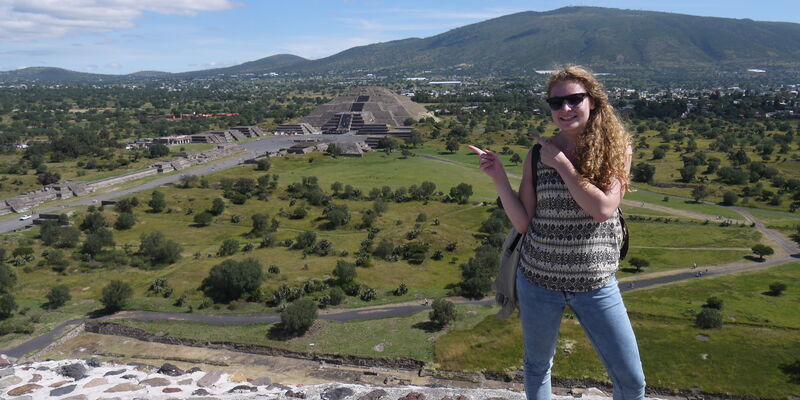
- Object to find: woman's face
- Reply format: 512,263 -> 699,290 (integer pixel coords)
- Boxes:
548,80 -> 594,136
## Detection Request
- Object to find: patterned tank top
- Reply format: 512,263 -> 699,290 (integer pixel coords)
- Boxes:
517,161 -> 622,292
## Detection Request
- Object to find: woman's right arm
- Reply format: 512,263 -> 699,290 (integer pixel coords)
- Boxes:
477,148 -> 537,233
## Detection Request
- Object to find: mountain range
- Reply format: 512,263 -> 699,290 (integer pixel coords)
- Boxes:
3,6 -> 800,82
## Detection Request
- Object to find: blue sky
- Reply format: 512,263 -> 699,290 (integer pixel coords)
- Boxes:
1,0 -> 798,74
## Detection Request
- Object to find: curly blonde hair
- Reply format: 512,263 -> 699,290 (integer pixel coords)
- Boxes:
548,66 -> 632,191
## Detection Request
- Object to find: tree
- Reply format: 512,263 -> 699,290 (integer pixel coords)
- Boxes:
449,183 -> 473,204
80,212 -> 107,233
81,228 -> 114,257
510,153 -> 522,165
691,185 -> 710,203
293,231 -> 316,250
200,258 -> 264,303
429,298 -> 457,327
139,231 -> 182,265
328,287 -> 345,305
326,143 -> 343,157
56,226 -> 81,248
445,138 -> 460,153
194,211 -> 213,226
721,191 -> 738,206
628,257 -> 649,272
217,239 -> 240,257
210,198 -> 225,216
114,212 -> 136,230
40,220 -> 61,245
179,174 -> 199,188
768,282 -> 787,296
324,204 -> 350,228
333,260 -> 357,284
46,285 -> 71,309
378,137 -> 400,154
631,163 -> 656,184
0,294 -> 17,319
791,225 -> 800,247
0,264 -> 16,294
751,244 -> 774,261
703,296 -> 723,310
255,158 -> 271,171
148,190 -> 166,213
101,280 -> 133,312
148,144 -> 170,158
680,164 -> 697,183
37,171 -> 60,185
248,214 -> 269,237
280,298 -> 318,336
695,308 -> 723,329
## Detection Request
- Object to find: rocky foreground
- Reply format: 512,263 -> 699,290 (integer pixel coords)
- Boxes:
0,356 -> 661,400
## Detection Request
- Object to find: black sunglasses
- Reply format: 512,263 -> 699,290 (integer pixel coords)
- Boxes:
546,93 -> 589,111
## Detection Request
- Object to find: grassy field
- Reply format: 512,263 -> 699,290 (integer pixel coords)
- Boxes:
436,262 -> 800,398
112,303 -> 495,362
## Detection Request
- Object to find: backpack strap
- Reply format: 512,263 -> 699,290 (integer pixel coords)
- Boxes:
508,144 -> 542,251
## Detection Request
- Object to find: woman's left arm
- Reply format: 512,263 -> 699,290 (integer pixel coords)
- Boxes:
536,138 -> 632,222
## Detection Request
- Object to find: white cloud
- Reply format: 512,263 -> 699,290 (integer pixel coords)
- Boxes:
0,0 -> 240,41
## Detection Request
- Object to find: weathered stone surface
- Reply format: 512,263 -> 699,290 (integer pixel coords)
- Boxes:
50,384 -> 77,396
29,373 -> 42,383
192,388 -> 211,396
358,389 -> 389,400
163,387 -> 182,393
267,383 -> 290,391
120,374 -> 138,380
103,369 -> 126,376
250,376 -> 271,386
61,395 -> 88,400
83,377 -> 107,388
85,357 -> 102,367
158,363 -> 184,376
584,388 -> 609,397
58,363 -> 87,380
186,367 -> 203,374
229,384 -> 257,393
197,370 -> 224,387
0,366 -> 14,378
0,355 -> 12,366
134,365 -> 155,373
104,382 -> 144,392
140,377 -> 171,387
0,375 -> 23,388
322,387 -> 355,400
178,378 -> 193,385
398,392 -> 426,400
286,389 -> 307,398
228,372 -> 247,382
7,383 -> 43,395
49,379 -> 71,387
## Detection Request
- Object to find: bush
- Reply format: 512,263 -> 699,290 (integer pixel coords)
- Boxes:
429,298 -> 456,327
200,258 -> 264,303
333,260 -> 357,284
194,212 -> 213,226
393,283 -> 408,296
101,280 -> 133,312
280,298 -> 318,336
148,190 -> 166,213
360,287 -> 377,302
0,294 -> 17,319
769,282 -> 787,296
114,212 -> 136,230
210,198 -> 225,216
328,287 -> 345,305
46,285 -> 71,309
0,264 -> 17,294
293,231 -> 316,250
704,296 -> 723,310
139,232 -> 182,266
217,239 -> 240,257
695,308 -> 723,329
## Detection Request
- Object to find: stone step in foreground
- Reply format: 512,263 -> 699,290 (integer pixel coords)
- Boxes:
0,357 -> 663,400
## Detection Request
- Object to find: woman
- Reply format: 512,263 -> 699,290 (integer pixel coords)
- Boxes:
471,66 -> 645,400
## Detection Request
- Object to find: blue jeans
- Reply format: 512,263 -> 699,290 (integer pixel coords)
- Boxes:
516,268 -> 645,400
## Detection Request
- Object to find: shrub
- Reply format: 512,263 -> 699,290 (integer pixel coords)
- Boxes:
695,308 -> 723,329
430,298 -> 456,327
293,231 -> 316,250
194,212 -> 213,226
0,264 -> 17,294
769,282 -> 787,296
217,239 -> 240,257
280,298 -> 318,336
333,260 -> 357,284
114,212 -> 136,230
360,287 -> 377,302
328,287 -> 345,305
79,212 -> 107,233
200,258 -> 264,303
704,296 -> 724,310
148,190 -> 166,212
373,239 -> 395,261
210,198 -> 225,216
101,280 -> 133,312
393,283 -> 408,296
45,285 -> 71,309
0,294 -> 17,319
139,232 -> 182,266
